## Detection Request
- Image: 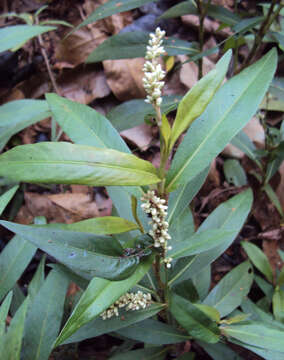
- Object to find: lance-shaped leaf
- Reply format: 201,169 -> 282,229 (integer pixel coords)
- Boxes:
168,229 -> 236,259
0,235 -> 36,302
166,49 -> 277,191
222,321 -> 284,353
170,293 -> 220,343
3,298 -> 29,360
74,0 -> 158,31
0,142 -> 160,186
0,185 -> 19,216
169,50 -> 232,150
54,216 -> 138,235
198,341 -> 245,360
22,270 -> 69,360
54,257 -> 153,346
63,303 -> 164,344
169,189 -> 253,285
116,318 -> 189,344
86,32 -> 197,63
203,261 -> 253,317
0,100 -> 50,152
0,221 -> 142,281
109,347 -> 165,360
0,25 -> 56,52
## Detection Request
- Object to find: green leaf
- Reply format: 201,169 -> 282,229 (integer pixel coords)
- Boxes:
192,265 -> 211,301
0,25 -> 56,52
277,267 -> 284,287
169,207 -> 195,244
167,167 -> 209,226
116,318 -> 189,344
223,159 -> 247,186
170,293 -> 220,343
160,0 -> 198,19
198,341 -> 244,360
0,220 -> 142,281
0,142 -> 160,187
54,216 -> 138,234
54,257 -> 153,346
166,49 -> 277,191
87,32 -> 197,63
0,185 -> 19,216
230,131 -> 262,169
22,270 -> 69,360
194,304 -> 221,323
0,235 -> 36,302
109,347 -> 165,360
263,182 -> 284,217
241,241 -> 274,283
107,96 -> 181,132
28,256 -> 46,301
172,279 -> 199,303
222,321 -> 284,352
203,261 -> 253,317
0,292 -> 12,338
232,16 -> 264,34
168,229 -> 236,259
3,298 -> 29,360
74,0 -> 158,31
45,94 -> 129,152
273,288 -> 284,323
230,339 -> 284,360
0,100 -> 50,152
207,4 -> 241,25
169,189 -> 253,285
63,303 -> 164,344
169,50 -> 232,150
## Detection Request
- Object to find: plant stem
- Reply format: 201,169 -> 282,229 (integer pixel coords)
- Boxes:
238,0 -> 282,72
196,0 -> 211,79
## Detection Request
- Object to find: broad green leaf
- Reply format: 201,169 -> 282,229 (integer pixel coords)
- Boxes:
273,288 -> 284,323
222,321 -> 284,352
203,261 -> 253,317
277,266 -> 284,286
54,216 -> 138,234
116,318 -> 189,344
241,298 -> 280,326
170,293 -> 220,343
265,142 -> 284,184
172,279 -> 199,303
0,220 -> 142,281
230,130 -> 262,169
160,0 -> 197,19
0,185 -> 19,216
0,142 -> 160,186
0,235 -> 36,302
166,49 -> 277,191
107,96 -> 181,132
207,4 -> 241,25
3,298 -> 29,360
241,241 -> 274,283
263,182 -> 284,218
0,100 -> 50,152
54,257 -> 153,346
63,303 -> 164,344
192,265 -> 211,301
167,166 -> 209,226
10,285 -> 25,316
74,0 -> 158,31
169,189 -> 253,285
45,94 -> 143,199
28,256 -> 46,301
194,304 -> 220,322
109,347 -> 165,360
0,292 -> 12,338
169,207 -> 195,244
45,94 -> 129,152
86,32 -> 197,63
0,25 -> 56,52
232,16 -> 264,34
223,159 -> 247,186
168,229 -> 236,259
230,339 -> 284,360
22,270 -> 69,360
169,50 -> 232,150
198,341 -> 244,360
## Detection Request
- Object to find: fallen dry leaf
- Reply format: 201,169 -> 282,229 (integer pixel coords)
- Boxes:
103,58 -> 146,100
263,239 -> 282,277
276,161 -> 284,213
120,123 -> 153,151
57,65 -> 110,104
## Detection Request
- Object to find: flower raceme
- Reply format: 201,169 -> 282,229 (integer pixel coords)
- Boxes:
142,27 -> 166,107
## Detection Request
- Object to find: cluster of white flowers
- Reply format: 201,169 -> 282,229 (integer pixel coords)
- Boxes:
142,27 -> 166,107
100,291 -> 152,320
141,190 -> 172,267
